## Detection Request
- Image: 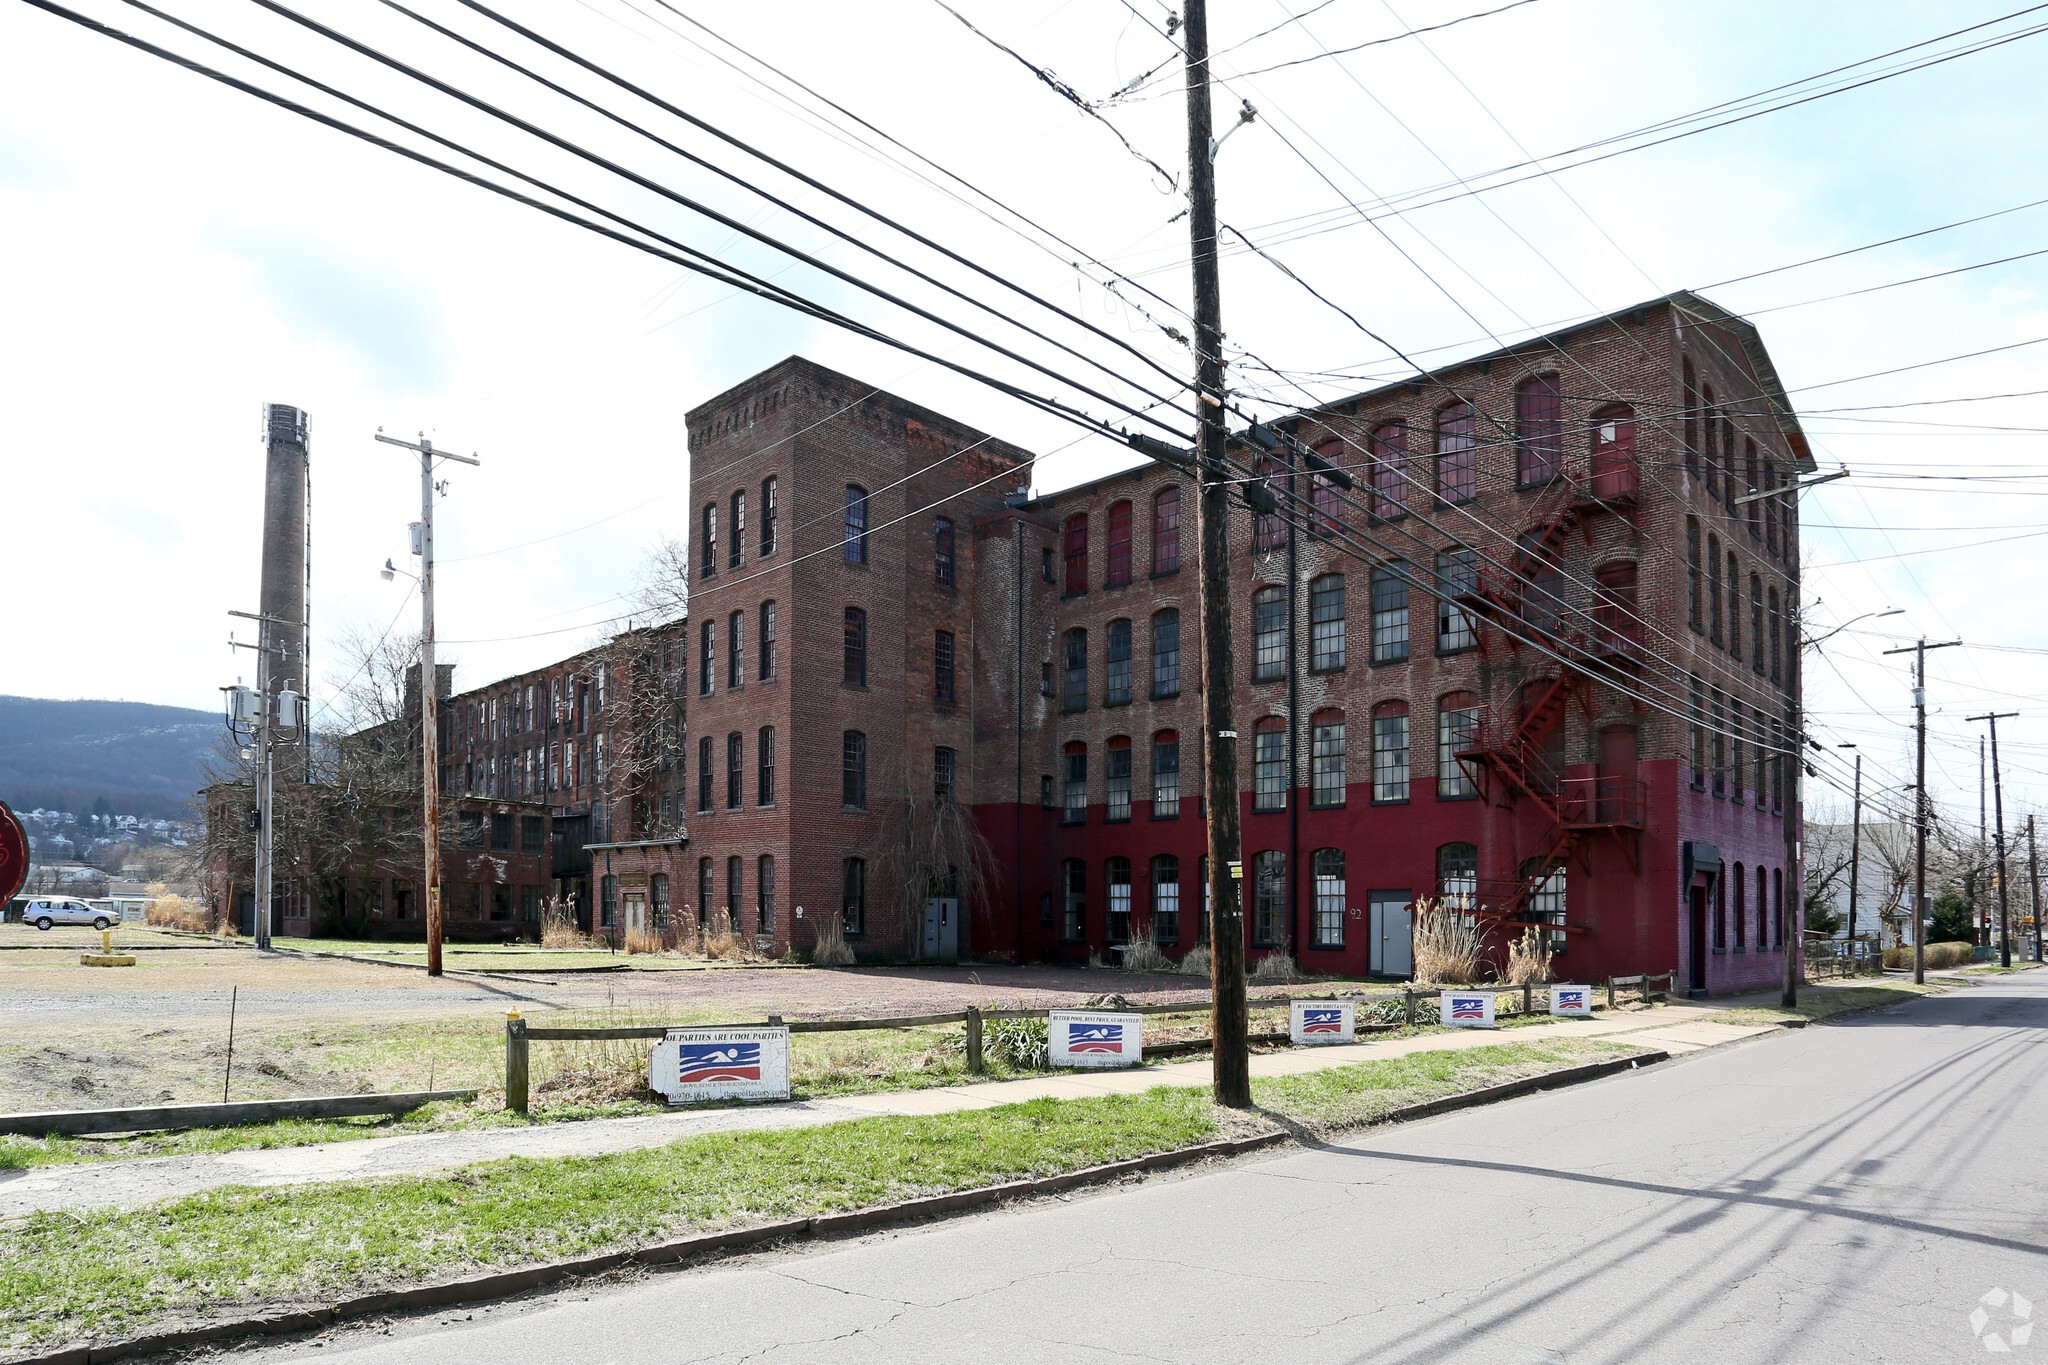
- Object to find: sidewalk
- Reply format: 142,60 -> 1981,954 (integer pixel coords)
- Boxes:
0,991 -> 1807,1218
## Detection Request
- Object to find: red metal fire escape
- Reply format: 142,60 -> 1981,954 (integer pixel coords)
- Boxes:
1453,429 -> 1645,943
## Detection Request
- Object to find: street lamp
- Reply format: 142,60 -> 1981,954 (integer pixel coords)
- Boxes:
1803,607 -> 1904,650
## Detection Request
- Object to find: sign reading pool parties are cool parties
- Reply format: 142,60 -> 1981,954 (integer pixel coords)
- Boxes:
1289,1000 -> 1357,1045
649,1026 -> 792,1104
1049,1010 -> 1143,1068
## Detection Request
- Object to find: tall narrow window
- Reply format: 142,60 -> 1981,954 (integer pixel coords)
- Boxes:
1438,693 -> 1479,798
1682,358 -> 1700,474
1253,718 -> 1287,811
1311,710 -> 1346,808
729,490 -> 745,571
1521,540 -> 1563,638
759,601 -> 777,681
728,610 -> 745,688
1744,440 -> 1762,539
1063,742 -> 1088,823
1152,855 -> 1180,943
1252,586 -> 1286,681
1369,423 -> 1407,520
1372,564 -> 1410,664
1090,620 -> 1126,706
1726,553 -> 1741,658
1106,500 -> 1133,586
1750,576 -> 1765,674
1690,675 -> 1707,788
844,485 -> 869,563
727,732 -> 743,809
760,476 -> 777,557
1312,848 -> 1346,949
1435,402 -> 1477,504
1151,609 -> 1180,699
1106,738 -> 1133,823
842,857 -> 866,935
1687,517 -> 1703,632
842,730 -> 867,809
1252,457 -> 1286,552
1594,561 -> 1640,650
1729,699 -> 1746,802
1732,862 -> 1747,946
697,735 -> 713,812
1439,843 -> 1478,911
1374,701 -> 1410,803
726,855 -> 743,925
1515,375 -> 1563,486
1708,534 -> 1723,643
1064,514 -> 1088,595
1436,548 -> 1477,652
1106,857 -> 1132,942
1764,463 -> 1780,554
1312,439 -> 1346,532
1152,486 -> 1181,574
931,629 -> 956,704
1768,588 -> 1783,683
933,516 -> 955,587
1310,574 -> 1346,671
757,855 -> 774,932
1063,628 -> 1088,711
1702,387 -> 1720,499
699,619 -> 715,696
934,746 -> 955,803
701,503 -> 717,578
1252,851 -> 1286,946
698,859 -> 713,928
843,608 -> 867,687
1152,731 -> 1180,818
1062,860 -> 1085,940
758,726 -> 774,806
1711,690 -> 1728,798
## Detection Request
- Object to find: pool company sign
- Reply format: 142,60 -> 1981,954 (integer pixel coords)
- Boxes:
1049,1010 -> 1143,1068
1289,999 -> 1356,1045
650,1026 -> 791,1104
1440,991 -> 1497,1028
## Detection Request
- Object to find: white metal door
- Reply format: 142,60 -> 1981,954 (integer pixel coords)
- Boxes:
1370,892 -> 1414,978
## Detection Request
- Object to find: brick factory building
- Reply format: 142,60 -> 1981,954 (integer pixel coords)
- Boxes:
231,290 -> 1807,991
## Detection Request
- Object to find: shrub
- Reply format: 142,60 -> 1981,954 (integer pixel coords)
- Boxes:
1412,897 -> 1481,984
1881,941 -> 1975,970
1250,952 -> 1301,983
812,911 -> 855,967
1179,946 -> 1212,978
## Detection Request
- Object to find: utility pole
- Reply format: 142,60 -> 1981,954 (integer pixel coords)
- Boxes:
376,432 -> 480,978
1968,711 -> 2019,967
2029,815 -> 2041,963
1885,638 -> 1961,985
1182,0 -> 1249,1108
226,609 -> 300,950
1840,745 -> 1862,947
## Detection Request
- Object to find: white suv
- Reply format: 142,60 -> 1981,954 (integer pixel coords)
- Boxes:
25,898 -> 113,931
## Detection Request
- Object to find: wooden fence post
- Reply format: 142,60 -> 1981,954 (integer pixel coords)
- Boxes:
1403,988 -> 1415,1026
1606,977 -> 1617,1011
1522,982 -> 1534,1017
965,1006 -> 985,1074
505,1012 -> 529,1116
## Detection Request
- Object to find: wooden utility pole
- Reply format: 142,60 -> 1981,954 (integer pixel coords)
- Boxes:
1182,0 -> 1249,1108
1968,711 -> 2019,967
1885,638 -> 1960,985
2029,815 -> 2041,963
1845,748 -> 1862,946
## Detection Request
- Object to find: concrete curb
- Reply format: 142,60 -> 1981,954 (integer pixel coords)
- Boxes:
10,1049 -> 1671,1365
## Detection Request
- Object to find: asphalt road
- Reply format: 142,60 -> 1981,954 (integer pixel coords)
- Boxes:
253,973 -> 2048,1364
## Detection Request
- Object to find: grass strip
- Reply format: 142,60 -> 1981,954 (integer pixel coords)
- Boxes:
0,1037 -> 1634,1350
1704,983 -> 1938,1026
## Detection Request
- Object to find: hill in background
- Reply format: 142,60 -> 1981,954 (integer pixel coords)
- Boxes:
0,695 -> 220,818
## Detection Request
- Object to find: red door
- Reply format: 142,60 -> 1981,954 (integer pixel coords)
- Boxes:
1590,405 -> 1638,500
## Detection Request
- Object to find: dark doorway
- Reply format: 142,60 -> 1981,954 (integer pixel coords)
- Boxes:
1689,884 -> 1709,994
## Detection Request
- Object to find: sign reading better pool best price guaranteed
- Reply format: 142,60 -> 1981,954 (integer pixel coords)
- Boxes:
1049,1010 -> 1143,1068
1550,984 -> 1593,1017
1440,991 -> 1497,1028
1289,999 -> 1356,1045
649,1026 -> 791,1104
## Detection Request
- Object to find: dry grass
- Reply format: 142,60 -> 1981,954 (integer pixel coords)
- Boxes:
144,892 -> 209,933
1505,927 -> 1553,985
1250,952 -> 1302,983
812,910 -> 855,967
1882,941 -> 1974,970
1413,899 -> 1482,985
1179,946 -> 1212,978
622,927 -> 663,956
539,899 -> 591,950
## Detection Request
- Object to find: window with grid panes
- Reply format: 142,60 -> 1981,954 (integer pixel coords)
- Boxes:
1310,574 -> 1345,670
1437,695 -> 1479,798
1435,549 -> 1477,652
844,486 -> 868,563
758,726 -> 774,806
1062,860 -> 1085,940
759,601 -> 776,680
1063,629 -> 1088,711
1253,722 -> 1287,811
701,503 -> 717,578
728,611 -> 744,689
760,476 -> 777,557
1152,732 -> 1180,818
1438,843 -> 1477,911
1106,739 -> 1132,822
1152,486 -> 1180,574
1371,564 -> 1409,663
842,857 -> 866,935
934,746 -> 955,803
1312,848 -> 1345,948
844,608 -> 867,687
1750,577 -> 1765,674
1151,610 -> 1180,698
1711,691 -> 1727,797
700,620 -> 714,696
1373,703 -> 1409,802
1252,587 -> 1286,681
757,856 -> 774,932
1369,423 -> 1407,520
934,630 -> 956,704
1106,857 -> 1132,942
1064,514 -> 1088,595
1515,375 -> 1563,486
1105,619 -> 1132,705
698,736 -> 712,812
1726,553 -> 1741,658
1311,714 -> 1346,808
726,732 -> 742,809
1435,403 -> 1476,504
1152,855 -> 1180,943
1252,851 -> 1286,946
934,516 -> 955,587
1106,500 -> 1132,586
729,490 -> 745,570
843,730 -> 867,809
1063,743 -> 1087,823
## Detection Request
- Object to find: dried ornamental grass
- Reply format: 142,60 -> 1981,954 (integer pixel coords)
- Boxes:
1250,952 -> 1302,983
1411,898 -> 1482,985
811,909 -> 856,967
1179,946 -> 1213,978
144,892 -> 208,932
622,927 -> 663,956
1505,926 -> 1553,985
539,899 -> 592,950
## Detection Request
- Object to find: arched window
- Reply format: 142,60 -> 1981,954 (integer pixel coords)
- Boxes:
1750,575 -> 1765,674
1062,740 -> 1088,823
1732,862 -> 1747,947
1589,403 -> 1637,500
934,629 -> 957,703
934,745 -> 955,802
700,619 -> 715,696
842,856 -> 866,935
651,873 -> 670,928
1687,517 -> 1703,632
1151,609 -> 1181,699
1594,561 -> 1640,649
760,476 -> 777,557
728,610 -> 745,689
1106,619 -> 1133,705
1312,439 -> 1346,532
697,736 -> 713,812
729,489 -> 746,571
1252,586 -> 1286,681
1252,456 -> 1286,552
1707,534 -> 1724,643
1106,736 -> 1133,822
701,502 -> 718,578
1726,552 -> 1742,659
1106,857 -> 1133,943
1773,868 -> 1785,946
697,858 -> 713,928
1373,701 -> 1410,803
1520,538 -> 1563,638
1310,574 -> 1346,671
1436,548 -> 1478,652
844,485 -> 869,563
1768,588 -> 1783,683
1152,730 -> 1181,818
1152,854 -> 1181,944
1438,843 -> 1477,910
1253,717 -> 1287,811
1106,500 -> 1133,587
1063,513 -> 1089,595
843,607 -> 867,687
1435,402 -> 1476,504
1062,858 -> 1086,940
756,855 -> 774,932
1371,562 -> 1410,663
1682,358 -> 1700,474
1311,848 -> 1346,949
1744,440 -> 1762,539
1764,461 -> 1780,554
726,855 -> 743,925
1522,858 -> 1567,949
1063,627 -> 1088,711
721,731 -> 741,809
1515,375 -> 1562,486
1252,850 -> 1286,946
1311,709 -> 1346,809
1756,864 -> 1770,949
842,730 -> 867,809
933,516 -> 955,587
1438,692 -> 1479,798
757,725 -> 775,806
760,601 -> 777,681
1369,423 -> 1408,520
1152,486 -> 1181,574
1701,386 -> 1719,498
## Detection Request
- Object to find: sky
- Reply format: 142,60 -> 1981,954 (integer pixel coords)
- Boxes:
3,0 -> 2047,826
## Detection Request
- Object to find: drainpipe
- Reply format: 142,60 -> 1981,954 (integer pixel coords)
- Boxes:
1286,467 -> 1302,959
1015,517 -> 1026,959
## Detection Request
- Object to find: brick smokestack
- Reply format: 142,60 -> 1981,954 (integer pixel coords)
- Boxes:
259,403 -> 308,704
